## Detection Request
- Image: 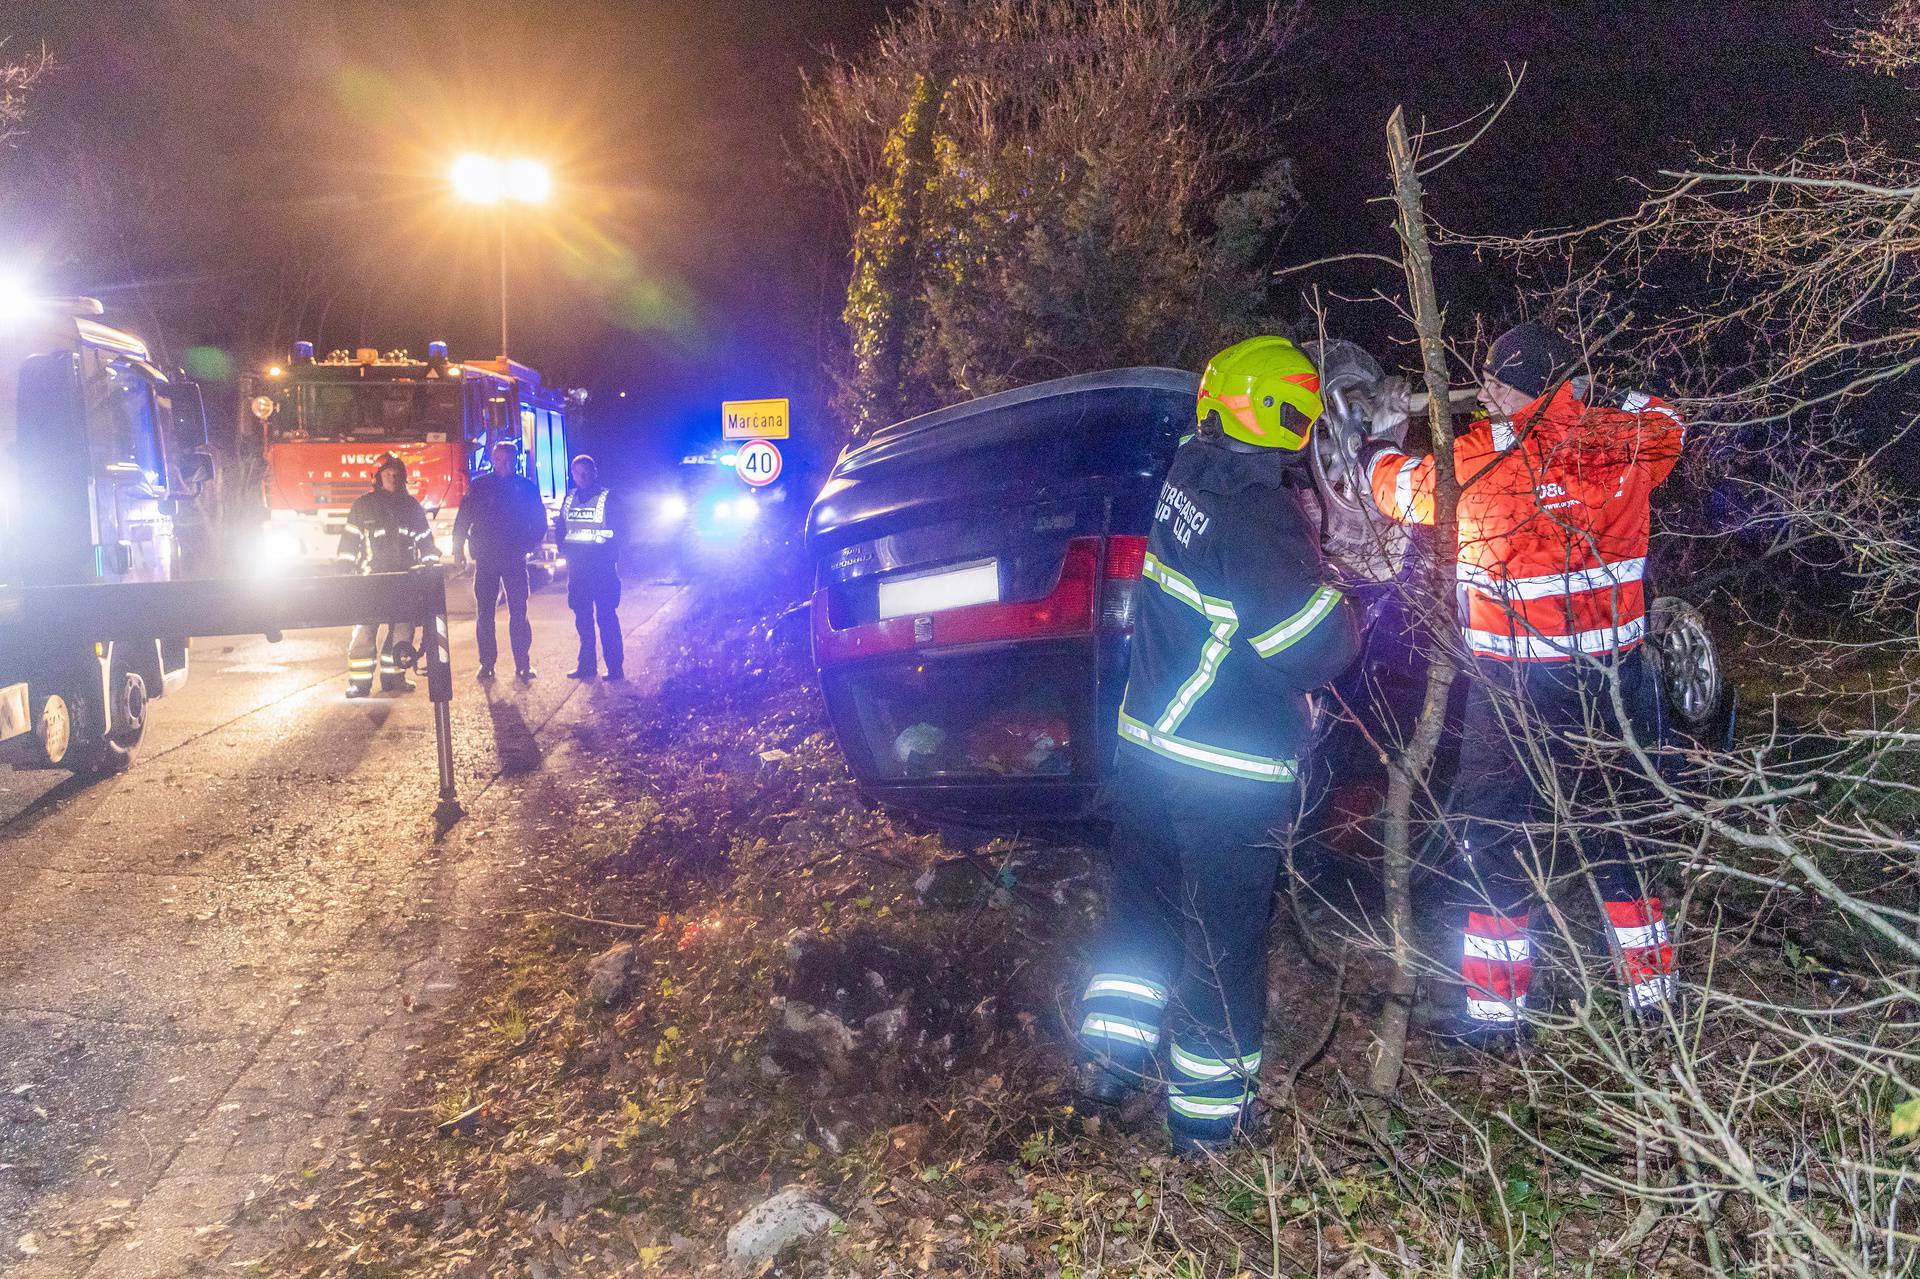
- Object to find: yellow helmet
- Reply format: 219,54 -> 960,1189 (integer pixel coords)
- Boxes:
1196,336 -> 1324,451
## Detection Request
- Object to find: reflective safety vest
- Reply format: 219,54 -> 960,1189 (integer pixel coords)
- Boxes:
1118,440 -> 1360,785
560,489 -> 614,546
1365,384 -> 1683,662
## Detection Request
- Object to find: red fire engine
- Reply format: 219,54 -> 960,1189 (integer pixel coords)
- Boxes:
243,341 -> 573,571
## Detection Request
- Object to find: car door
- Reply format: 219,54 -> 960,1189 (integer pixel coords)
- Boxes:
82,349 -> 175,584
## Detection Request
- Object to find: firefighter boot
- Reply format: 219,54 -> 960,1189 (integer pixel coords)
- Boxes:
1166,1040 -> 1260,1156
1075,970 -> 1168,1108
1605,898 -> 1678,1024
380,653 -> 416,694
1428,909 -> 1534,1051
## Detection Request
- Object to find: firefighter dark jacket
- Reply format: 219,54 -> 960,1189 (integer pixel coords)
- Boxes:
338,486 -> 437,574
453,470 -> 547,563
1117,437 -> 1361,785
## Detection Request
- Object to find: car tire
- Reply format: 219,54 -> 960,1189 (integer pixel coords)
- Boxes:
1648,597 -> 1727,741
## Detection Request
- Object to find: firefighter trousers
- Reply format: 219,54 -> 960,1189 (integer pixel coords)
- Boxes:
347,621 -> 418,693
1081,748 -> 1293,1144
1449,649 -> 1665,914
473,557 -> 532,672
567,566 -> 623,677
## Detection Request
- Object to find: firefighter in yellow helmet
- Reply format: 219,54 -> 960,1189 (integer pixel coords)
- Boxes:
1076,337 -> 1361,1153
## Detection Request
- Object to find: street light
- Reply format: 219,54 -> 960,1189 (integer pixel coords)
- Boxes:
450,153 -> 552,359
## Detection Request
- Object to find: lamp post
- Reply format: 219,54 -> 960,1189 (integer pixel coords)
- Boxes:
449,154 -> 552,361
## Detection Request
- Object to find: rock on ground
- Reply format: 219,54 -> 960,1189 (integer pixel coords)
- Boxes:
585,942 -> 636,1006
724,1187 -> 840,1264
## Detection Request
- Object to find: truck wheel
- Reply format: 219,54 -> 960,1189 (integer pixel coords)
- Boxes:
31,691 -> 75,768
108,668 -> 149,751
31,681 -> 128,775
1648,597 -> 1727,741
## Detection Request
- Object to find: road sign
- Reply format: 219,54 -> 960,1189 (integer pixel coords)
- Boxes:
722,397 -> 789,441
734,439 -> 783,487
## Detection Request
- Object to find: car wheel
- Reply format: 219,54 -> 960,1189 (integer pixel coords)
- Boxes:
1648,597 -> 1726,740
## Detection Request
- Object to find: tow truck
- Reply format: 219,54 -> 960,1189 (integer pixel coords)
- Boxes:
240,343 -> 573,572
0,298 -> 209,772
0,298 -> 467,821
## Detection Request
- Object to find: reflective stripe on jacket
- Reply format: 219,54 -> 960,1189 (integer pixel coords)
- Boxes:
338,489 -> 439,574
1366,385 -> 1683,662
1118,439 -> 1361,784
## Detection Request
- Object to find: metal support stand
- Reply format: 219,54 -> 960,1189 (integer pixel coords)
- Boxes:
421,571 -> 465,830
12,564 -> 470,829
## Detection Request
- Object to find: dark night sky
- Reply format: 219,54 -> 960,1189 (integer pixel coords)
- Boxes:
0,0 -> 1908,472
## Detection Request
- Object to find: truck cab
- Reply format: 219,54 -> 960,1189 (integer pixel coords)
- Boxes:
244,344 -> 571,573
0,299 -> 207,771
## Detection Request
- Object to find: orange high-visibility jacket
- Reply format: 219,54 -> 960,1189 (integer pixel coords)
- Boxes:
1366,384 -> 1684,661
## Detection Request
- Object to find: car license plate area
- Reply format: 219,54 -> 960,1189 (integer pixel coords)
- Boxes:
876,560 -> 999,621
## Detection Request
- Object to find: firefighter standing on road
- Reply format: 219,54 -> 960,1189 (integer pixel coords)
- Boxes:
1360,322 -> 1684,1039
556,454 -> 624,681
1077,337 -> 1361,1154
339,454 -> 439,698
453,440 -> 548,682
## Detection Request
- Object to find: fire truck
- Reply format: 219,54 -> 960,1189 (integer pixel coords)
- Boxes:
242,342 -> 573,572
0,297 -> 211,772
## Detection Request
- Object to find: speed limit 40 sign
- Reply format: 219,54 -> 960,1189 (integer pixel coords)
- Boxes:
733,439 -> 783,487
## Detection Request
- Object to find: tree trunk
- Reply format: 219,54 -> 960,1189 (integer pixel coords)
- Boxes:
1364,106 -> 1465,1111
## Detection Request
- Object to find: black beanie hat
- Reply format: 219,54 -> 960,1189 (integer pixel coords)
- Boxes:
1485,322 -> 1576,398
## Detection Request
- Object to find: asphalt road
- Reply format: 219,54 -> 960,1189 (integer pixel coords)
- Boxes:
0,575 -> 684,1276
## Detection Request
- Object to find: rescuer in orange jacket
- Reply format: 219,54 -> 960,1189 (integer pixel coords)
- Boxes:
1360,322 -> 1682,1038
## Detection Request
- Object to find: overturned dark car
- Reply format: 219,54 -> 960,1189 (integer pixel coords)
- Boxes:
803,356 -> 1731,836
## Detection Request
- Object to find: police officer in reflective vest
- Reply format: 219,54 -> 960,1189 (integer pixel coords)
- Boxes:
338,454 -> 439,698
556,454 -> 624,681
1077,337 -> 1360,1153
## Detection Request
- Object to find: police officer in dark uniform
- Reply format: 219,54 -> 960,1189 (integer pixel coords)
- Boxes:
556,454 -> 624,681
453,440 -> 548,681
1075,337 -> 1360,1153
338,454 -> 439,698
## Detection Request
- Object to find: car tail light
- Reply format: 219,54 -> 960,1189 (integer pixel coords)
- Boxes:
813,537 -> 1102,667
1099,534 -> 1147,633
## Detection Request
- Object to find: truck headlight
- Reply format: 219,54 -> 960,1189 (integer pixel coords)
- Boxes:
657,494 -> 689,523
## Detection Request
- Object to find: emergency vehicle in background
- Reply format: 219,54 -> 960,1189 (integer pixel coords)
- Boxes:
242,342 -> 573,572
0,296 -> 212,772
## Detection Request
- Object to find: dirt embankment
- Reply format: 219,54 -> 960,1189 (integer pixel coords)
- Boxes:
257,572 -> 1887,1278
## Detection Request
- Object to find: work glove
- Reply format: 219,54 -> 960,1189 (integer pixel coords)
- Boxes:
1365,375 -> 1414,446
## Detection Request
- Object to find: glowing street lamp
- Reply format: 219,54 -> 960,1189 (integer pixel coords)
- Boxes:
450,154 -> 553,358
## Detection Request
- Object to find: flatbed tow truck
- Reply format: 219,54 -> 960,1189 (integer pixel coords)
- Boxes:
0,298 -> 465,823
